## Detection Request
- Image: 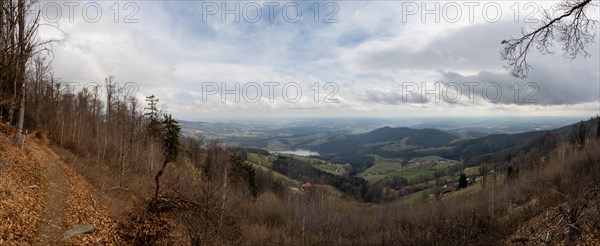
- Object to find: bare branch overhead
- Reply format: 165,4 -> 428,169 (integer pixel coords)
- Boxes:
501,0 -> 597,78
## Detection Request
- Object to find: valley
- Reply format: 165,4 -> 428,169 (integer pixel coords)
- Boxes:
183,116 -> 589,204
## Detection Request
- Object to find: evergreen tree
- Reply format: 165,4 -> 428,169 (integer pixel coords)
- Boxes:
570,121 -> 587,149
230,152 -> 258,198
458,173 -> 468,189
596,117 -> 600,138
162,114 -> 180,163
144,95 -> 160,138
151,114 -> 181,206
506,166 -> 519,181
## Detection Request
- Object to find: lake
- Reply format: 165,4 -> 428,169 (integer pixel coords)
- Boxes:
270,149 -> 320,156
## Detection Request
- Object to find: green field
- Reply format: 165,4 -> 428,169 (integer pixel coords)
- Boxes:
358,155 -> 460,183
247,151 -> 352,176
463,166 -> 480,176
248,150 -> 468,185
247,152 -> 274,167
245,148 -> 496,209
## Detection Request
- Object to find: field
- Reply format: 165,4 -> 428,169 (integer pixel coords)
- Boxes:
247,152 -> 274,167
358,155 -> 460,183
246,147 -> 497,208
249,151 -> 354,177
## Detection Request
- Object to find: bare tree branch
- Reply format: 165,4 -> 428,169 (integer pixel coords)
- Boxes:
501,0 -> 597,78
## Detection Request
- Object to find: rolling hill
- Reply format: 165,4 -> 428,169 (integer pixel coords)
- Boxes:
304,127 -> 459,155
295,126 -> 549,171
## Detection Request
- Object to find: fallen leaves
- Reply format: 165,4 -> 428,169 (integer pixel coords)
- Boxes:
1,124 -> 118,245
55,152 -> 118,245
0,128 -> 48,245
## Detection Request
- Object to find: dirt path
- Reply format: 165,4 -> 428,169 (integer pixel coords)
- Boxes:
34,149 -> 67,245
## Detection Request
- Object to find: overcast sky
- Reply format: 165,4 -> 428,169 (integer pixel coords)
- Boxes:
38,1 -> 599,121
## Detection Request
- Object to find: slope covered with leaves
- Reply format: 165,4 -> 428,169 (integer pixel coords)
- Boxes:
54,151 -> 119,245
1,124 -> 119,244
0,125 -> 47,244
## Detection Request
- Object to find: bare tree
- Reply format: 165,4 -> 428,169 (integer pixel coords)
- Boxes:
103,75 -> 116,160
501,0 -> 597,78
13,0 -> 42,146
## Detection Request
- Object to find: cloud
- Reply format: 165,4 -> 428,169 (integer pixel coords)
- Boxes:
37,1 -> 599,120
437,55 -> 599,106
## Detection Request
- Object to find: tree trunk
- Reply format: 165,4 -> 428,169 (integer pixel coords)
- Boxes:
151,160 -> 169,208
12,0 -> 25,146
12,82 -> 25,146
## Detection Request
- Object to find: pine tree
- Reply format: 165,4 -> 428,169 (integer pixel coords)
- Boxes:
458,173 -> 468,189
144,95 -> 160,138
151,114 -> 181,206
230,152 -> 258,198
596,117 -> 600,138
162,114 -> 180,163
570,121 -> 587,149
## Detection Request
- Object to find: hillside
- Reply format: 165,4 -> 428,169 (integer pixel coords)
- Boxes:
309,127 -> 459,155
0,125 -> 117,244
443,130 -> 546,159
296,125 -> 547,172
0,126 -> 47,243
507,189 -> 600,245
2,116 -> 600,245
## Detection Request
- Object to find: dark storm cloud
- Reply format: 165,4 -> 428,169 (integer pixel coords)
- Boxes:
438,64 -> 599,105
348,19 -> 599,106
349,22 -> 519,72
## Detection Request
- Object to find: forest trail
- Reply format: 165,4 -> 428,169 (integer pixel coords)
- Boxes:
34,148 -> 67,245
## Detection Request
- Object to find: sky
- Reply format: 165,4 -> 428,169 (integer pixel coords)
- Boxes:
36,0 -> 600,121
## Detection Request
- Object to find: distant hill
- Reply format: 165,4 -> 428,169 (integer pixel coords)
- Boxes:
291,127 -> 459,170
301,126 -> 552,171
357,127 -> 458,146
184,119 -> 587,174
443,130 -> 545,159
310,127 -> 458,155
